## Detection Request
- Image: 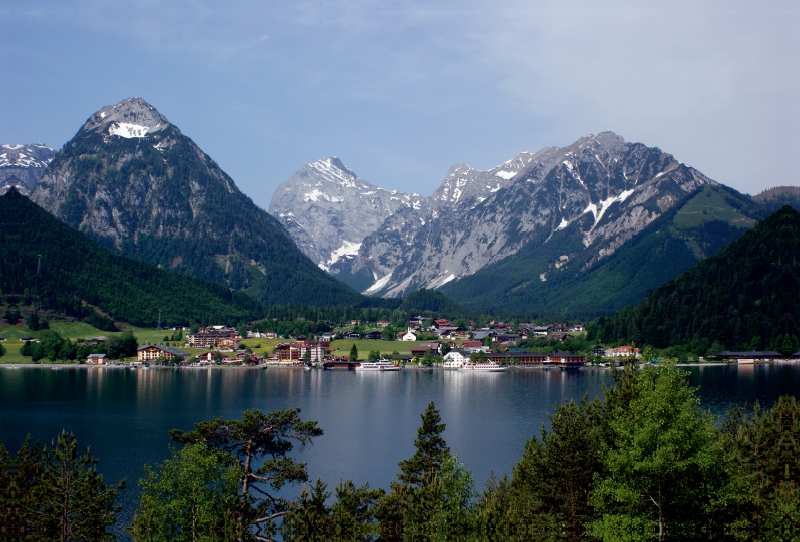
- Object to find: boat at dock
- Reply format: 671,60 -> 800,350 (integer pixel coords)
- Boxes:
459,361 -> 508,372
355,360 -> 401,372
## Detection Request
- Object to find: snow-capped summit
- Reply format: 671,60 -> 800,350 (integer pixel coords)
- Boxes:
0,143 -> 56,195
82,97 -> 172,139
268,157 -> 423,273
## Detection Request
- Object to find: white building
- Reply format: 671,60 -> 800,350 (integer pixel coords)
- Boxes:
443,349 -> 469,368
399,328 -> 417,341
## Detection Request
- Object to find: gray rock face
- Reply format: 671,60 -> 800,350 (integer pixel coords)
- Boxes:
268,157 -> 424,270
0,144 -> 56,195
271,131 -> 716,298
352,132 -> 713,296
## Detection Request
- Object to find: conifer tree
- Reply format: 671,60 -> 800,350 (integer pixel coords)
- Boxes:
349,344 -> 359,362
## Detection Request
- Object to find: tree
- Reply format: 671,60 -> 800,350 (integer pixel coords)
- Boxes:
720,396 -> 800,539
26,311 -> 41,331
368,350 -> 381,361
170,408 -> 323,540
590,363 -> 726,541
509,397 -> 604,540
133,443 -> 243,542
378,402 -> 468,541
35,431 -> 125,542
349,344 -> 359,362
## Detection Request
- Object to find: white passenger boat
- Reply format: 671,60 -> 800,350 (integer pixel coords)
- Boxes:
458,361 -> 508,372
356,360 -> 400,372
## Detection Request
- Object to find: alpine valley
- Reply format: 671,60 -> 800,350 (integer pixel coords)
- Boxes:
270,132 -> 795,316
29,98 -> 363,307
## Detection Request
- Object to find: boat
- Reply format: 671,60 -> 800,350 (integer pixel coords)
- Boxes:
458,361 -> 508,372
355,360 -> 401,372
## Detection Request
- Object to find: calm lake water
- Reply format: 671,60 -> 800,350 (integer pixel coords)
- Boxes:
1,363 -> 800,537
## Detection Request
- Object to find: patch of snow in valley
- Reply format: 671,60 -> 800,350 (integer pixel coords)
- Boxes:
326,241 -> 362,267
364,272 -> 393,295
556,218 -> 570,230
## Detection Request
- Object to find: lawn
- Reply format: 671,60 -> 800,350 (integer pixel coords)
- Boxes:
328,339 -> 421,357
673,187 -> 756,229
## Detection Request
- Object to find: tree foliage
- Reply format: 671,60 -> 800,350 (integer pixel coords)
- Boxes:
169,407 -> 323,540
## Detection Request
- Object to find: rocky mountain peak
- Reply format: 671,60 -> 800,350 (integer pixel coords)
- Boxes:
0,143 -> 56,195
82,97 -> 171,138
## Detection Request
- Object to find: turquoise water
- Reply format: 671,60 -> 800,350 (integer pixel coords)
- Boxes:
1,364 -> 799,535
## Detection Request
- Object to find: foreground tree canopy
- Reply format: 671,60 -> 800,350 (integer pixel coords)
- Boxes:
2,364 -> 800,541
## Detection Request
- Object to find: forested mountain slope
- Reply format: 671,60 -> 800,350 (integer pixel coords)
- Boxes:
30,98 -> 362,307
442,184 -> 764,316
591,205 -> 800,351
0,189 -> 263,327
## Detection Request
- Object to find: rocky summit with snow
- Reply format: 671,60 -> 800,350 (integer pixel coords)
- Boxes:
30,97 -> 361,307
268,157 -> 424,272
0,143 -> 56,195
270,132 -> 716,297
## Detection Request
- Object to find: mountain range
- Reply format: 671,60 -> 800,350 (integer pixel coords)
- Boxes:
29,98 -> 363,307
9,97 -> 799,318
271,133 -> 779,314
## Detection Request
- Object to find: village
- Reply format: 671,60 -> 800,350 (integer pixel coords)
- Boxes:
122,315 -> 800,371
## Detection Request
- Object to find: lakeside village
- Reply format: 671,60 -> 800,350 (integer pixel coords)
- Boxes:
7,314 -> 800,370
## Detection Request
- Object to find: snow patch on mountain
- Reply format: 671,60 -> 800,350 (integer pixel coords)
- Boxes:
109,122 -> 157,138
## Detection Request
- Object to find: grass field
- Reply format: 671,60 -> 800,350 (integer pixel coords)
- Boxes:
673,187 -> 756,229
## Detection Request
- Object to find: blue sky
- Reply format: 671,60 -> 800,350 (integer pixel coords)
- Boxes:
3,1 -> 798,210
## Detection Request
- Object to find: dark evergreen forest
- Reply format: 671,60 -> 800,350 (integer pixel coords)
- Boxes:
589,206 -> 800,352
0,189 -> 263,328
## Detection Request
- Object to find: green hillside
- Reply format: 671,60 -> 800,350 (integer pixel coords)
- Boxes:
0,189 -> 263,327
441,184 -> 762,317
592,206 -> 800,351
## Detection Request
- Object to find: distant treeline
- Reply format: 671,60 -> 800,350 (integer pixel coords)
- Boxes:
3,362 -> 798,541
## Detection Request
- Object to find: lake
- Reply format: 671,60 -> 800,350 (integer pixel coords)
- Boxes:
1,363 -> 800,536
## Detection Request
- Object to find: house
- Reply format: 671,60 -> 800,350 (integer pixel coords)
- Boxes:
320,332 -> 334,340
604,346 -> 641,358
411,342 -> 442,356
443,349 -> 469,368
547,333 -> 569,341
398,329 -> 417,341
263,330 -> 278,339
571,324 -> 586,332
235,352 -> 264,364
430,318 -> 452,331
377,320 -> 391,328
137,345 -> 190,363
364,331 -> 382,340
343,331 -> 361,340
532,326 -> 550,336
546,352 -> 586,367
84,353 -> 108,364
472,330 -> 491,341
408,316 -> 426,328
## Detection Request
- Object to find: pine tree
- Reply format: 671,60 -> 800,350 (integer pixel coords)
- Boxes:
349,344 -> 359,362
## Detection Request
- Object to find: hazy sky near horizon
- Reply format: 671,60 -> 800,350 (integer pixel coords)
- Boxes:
2,1 -> 798,209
